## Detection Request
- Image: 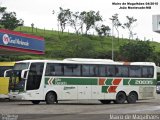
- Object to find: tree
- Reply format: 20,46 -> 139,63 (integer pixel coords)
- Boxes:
110,13 -> 122,41
0,6 -> 6,28
124,16 -> 137,39
68,11 -> 83,35
0,11 -> 24,30
119,41 -> 154,62
57,7 -> 71,34
82,10 -> 102,35
0,6 -> 6,13
151,52 -> 160,66
95,24 -> 111,37
78,11 -> 86,34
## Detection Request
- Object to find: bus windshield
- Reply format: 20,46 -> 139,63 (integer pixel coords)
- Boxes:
9,62 -> 30,92
13,63 -> 29,70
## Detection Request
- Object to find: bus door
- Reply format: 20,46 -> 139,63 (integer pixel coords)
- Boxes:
26,63 -> 44,99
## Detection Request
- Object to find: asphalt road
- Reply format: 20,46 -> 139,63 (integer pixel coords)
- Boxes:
0,94 -> 160,120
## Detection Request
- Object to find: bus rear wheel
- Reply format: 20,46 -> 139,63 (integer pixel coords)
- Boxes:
46,92 -> 56,104
114,92 -> 126,104
100,100 -> 111,104
127,92 -> 137,104
32,100 -> 40,104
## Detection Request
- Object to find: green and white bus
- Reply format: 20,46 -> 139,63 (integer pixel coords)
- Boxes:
7,58 -> 157,104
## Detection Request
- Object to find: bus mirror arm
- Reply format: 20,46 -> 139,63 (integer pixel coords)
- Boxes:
4,69 -> 12,77
21,69 -> 29,79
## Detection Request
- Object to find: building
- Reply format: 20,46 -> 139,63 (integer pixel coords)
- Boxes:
152,15 -> 160,33
0,29 -> 45,55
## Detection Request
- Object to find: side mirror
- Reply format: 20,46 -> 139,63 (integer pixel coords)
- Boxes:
21,69 -> 29,79
4,69 -> 12,77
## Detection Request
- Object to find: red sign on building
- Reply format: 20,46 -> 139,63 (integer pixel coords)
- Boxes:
0,29 -> 45,55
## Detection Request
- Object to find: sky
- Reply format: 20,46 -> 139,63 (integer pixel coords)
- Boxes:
1,0 -> 160,42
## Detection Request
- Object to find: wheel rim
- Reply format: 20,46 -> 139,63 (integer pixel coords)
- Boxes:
46,93 -> 56,104
116,92 -> 126,103
118,94 -> 125,102
49,95 -> 55,102
128,93 -> 137,103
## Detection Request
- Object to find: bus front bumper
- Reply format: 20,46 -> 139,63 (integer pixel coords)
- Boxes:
0,94 -> 9,99
8,92 -> 26,100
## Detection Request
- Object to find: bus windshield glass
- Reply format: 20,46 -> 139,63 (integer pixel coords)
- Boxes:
13,63 -> 29,70
9,62 -> 30,91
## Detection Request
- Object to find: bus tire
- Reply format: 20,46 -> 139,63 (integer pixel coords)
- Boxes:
46,92 -> 56,104
127,92 -> 137,104
100,100 -> 111,104
115,91 -> 126,104
32,100 -> 40,104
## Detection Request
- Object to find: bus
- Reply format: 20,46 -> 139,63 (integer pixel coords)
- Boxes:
0,62 -> 15,98
7,58 -> 157,104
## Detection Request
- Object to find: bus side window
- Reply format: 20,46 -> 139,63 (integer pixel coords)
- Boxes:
45,63 -> 51,76
50,67 -> 55,75
116,66 -> 129,77
72,64 -> 81,76
82,65 -> 90,76
54,64 -> 64,76
129,66 -> 141,77
107,66 -> 115,77
64,64 -> 72,76
142,66 -> 153,78
90,65 -> 98,76
99,65 -> 106,77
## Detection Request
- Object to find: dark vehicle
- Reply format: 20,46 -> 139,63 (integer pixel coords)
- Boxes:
156,81 -> 160,94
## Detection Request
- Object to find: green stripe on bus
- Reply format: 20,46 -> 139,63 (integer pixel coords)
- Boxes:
105,79 -> 113,85
123,79 -> 130,85
45,77 -> 156,86
45,77 -> 98,85
102,86 -> 109,93
123,79 -> 156,85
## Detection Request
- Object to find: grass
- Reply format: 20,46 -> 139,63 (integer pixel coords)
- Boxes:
13,26 -> 160,60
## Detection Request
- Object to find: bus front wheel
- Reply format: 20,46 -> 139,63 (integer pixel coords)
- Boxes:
114,92 -> 126,104
46,92 -> 56,104
127,92 -> 137,104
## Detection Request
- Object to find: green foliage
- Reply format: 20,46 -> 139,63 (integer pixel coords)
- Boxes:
82,11 -> 102,35
95,24 -> 111,37
68,11 -> 81,35
0,26 -> 159,65
124,16 -> 137,39
57,7 -> 71,33
0,55 -> 33,61
0,12 -> 24,30
119,41 -> 155,62
151,52 -> 160,65
0,6 -> 6,13
110,13 -> 122,39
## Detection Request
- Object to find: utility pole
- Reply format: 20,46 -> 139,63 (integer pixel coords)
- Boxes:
110,15 -> 116,61
111,20 -> 114,60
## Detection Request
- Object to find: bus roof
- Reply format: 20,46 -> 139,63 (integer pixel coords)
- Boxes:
15,59 -> 156,66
